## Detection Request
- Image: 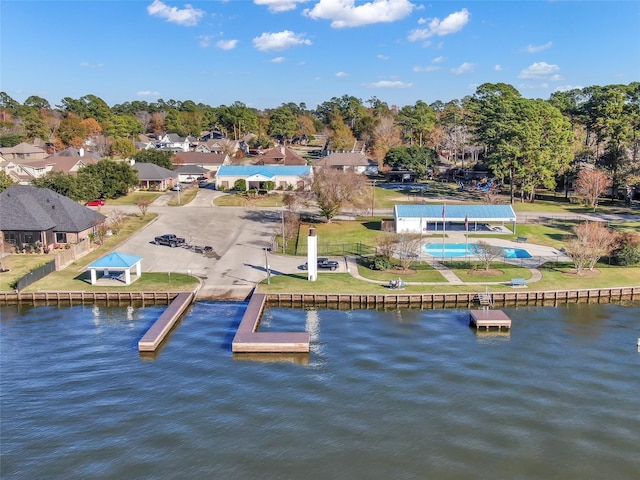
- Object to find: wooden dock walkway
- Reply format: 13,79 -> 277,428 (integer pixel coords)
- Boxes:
469,309 -> 512,330
232,293 -> 310,353
138,292 -> 194,352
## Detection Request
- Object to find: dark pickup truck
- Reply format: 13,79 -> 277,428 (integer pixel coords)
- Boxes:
154,234 -> 186,248
303,257 -> 339,271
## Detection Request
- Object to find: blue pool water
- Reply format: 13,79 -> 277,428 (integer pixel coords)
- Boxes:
424,242 -> 532,259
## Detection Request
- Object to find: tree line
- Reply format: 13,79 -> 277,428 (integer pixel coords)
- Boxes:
1,82 -> 639,203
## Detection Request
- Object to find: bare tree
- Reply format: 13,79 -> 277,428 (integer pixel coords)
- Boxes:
282,211 -> 300,251
107,209 -> 125,235
375,233 -> 397,260
136,198 -> 152,217
573,168 -> 612,212
472,240 -> 504,271
565,221 -> 617,274
310,169 -> 369,222
393,234 -> 422,271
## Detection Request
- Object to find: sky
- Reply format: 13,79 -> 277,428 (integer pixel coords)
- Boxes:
1,0 -> 639,111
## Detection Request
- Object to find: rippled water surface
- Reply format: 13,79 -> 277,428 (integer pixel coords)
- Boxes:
1,302 -> 639,479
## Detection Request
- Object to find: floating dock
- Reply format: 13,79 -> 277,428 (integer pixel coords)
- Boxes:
232,293 -> 310,353
138,292 -> 194,351
469,309 -> 512,330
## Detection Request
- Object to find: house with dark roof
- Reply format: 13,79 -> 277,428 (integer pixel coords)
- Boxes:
314,152 -> 378,174
0,185 -> 106,251
131,162 -> 178,191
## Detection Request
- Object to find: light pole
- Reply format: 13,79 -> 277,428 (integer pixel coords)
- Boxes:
281,207 -> 285,254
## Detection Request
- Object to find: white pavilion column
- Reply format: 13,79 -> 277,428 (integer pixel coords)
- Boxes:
90,269 -> 97,285
125,269 -> 131,285
135,261 -> 141,276
307,227 -> 318,281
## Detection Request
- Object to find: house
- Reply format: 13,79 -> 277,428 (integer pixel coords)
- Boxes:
215,165 -> 312,191
200,138 -> 240,155
0,142 -> 48,162
131,162 -> 178,191
255,146 -> 306,166
172,152 -> 230,174
0,154 -> 99,184
314,152 -> 378,174
174,164 -> 210,183
0,185 -> 106,251
157,133 -> 196,153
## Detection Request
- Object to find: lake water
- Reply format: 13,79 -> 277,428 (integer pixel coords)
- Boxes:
1,301 -> 639,479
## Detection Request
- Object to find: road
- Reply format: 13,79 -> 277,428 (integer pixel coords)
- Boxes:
102,188 -> 303,300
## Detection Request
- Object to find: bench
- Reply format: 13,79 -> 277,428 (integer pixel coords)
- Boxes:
510,278 -> 526,287
516,237 -> 528,243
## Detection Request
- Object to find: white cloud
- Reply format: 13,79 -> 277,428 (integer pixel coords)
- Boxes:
363,80 -> 413,88
525,41 -> 552,53
518,82 -> 550,90
413,65 -> 441,72
555,84 -> 583,93
137,90 -> 161,97
408,8 -> 470,41
518,61 -> 560,79
336,71 -> 349,77
304,0 -> 414,28
254,0 -> 310,13
377,54 -> 390,60
216,39 -> 239,50
147,0 -> 204,27
253,30 -> 312,51
494,64 -> 503,71
451,62 -> 476,74
271,56 -> 286,63
198,35 -> 212,48
432,56 -> 445,63
79,62 -> 103,68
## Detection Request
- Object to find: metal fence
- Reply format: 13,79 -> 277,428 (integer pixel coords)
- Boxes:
15,260 -> 56,292
295,242 -> 375,257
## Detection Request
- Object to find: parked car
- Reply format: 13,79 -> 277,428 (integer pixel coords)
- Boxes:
172,184 -> 182,191
302,257 -> 339,271
84,199 -> 105,206
154,234 -> 186,247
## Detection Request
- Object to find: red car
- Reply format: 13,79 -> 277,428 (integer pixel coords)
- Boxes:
85,199 -> 105,206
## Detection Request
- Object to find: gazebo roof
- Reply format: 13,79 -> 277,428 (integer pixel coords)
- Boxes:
88,252 -> 142,269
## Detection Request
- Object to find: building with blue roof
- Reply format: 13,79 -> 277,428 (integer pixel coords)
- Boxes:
87,251 -> 142,285
394,204 -> 517,234
216,165 -> 312,191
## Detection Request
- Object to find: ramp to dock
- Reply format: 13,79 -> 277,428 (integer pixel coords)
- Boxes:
232,293 -> 310,353
138,292 -> 194,351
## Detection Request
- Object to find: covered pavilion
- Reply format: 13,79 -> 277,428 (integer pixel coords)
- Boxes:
87,252 -> 142,285
394,204 -> 518,234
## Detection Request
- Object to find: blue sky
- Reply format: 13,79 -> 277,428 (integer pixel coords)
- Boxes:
2,1 -> 639,110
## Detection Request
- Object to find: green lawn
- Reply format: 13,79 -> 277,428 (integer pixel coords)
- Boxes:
107,191 -> 164,206
214,193 -> 284,207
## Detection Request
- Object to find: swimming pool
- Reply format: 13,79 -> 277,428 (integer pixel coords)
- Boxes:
424,242 -> 532,259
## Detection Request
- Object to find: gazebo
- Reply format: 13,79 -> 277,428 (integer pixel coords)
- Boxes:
87,252 -> 142,285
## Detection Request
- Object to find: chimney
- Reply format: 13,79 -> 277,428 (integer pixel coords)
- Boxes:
79,147 -> 84,157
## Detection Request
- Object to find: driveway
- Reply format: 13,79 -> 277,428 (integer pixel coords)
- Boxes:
107,188 -> 301,299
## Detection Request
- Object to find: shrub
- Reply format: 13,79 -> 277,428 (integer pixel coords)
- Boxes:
264,181 -> 275,191
371,255 -> 392,271
233,179 -> 246,191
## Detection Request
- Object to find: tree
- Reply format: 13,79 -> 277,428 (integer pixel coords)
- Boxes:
57,114 -> 90,146
328,111 -> 355,151
472,240 -> 504,271
78,159 -> 138,198
393,234 -> 422,271
110,138 -> 136,158
573,167 -> 611,211
136,198 -> 153,218
384,145 -> 436,178
0,171 -> 15,192
31,171 -> 79,200
310,169 -> 369,222
612,231 -> 640,266
565,222 -> 617,274
268,106 -> 298,143
371,116 -> 402,166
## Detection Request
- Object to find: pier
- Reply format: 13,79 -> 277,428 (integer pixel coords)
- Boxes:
138,292 -> 194,352
232,293 -> 310,353
469,309 -> 512,330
